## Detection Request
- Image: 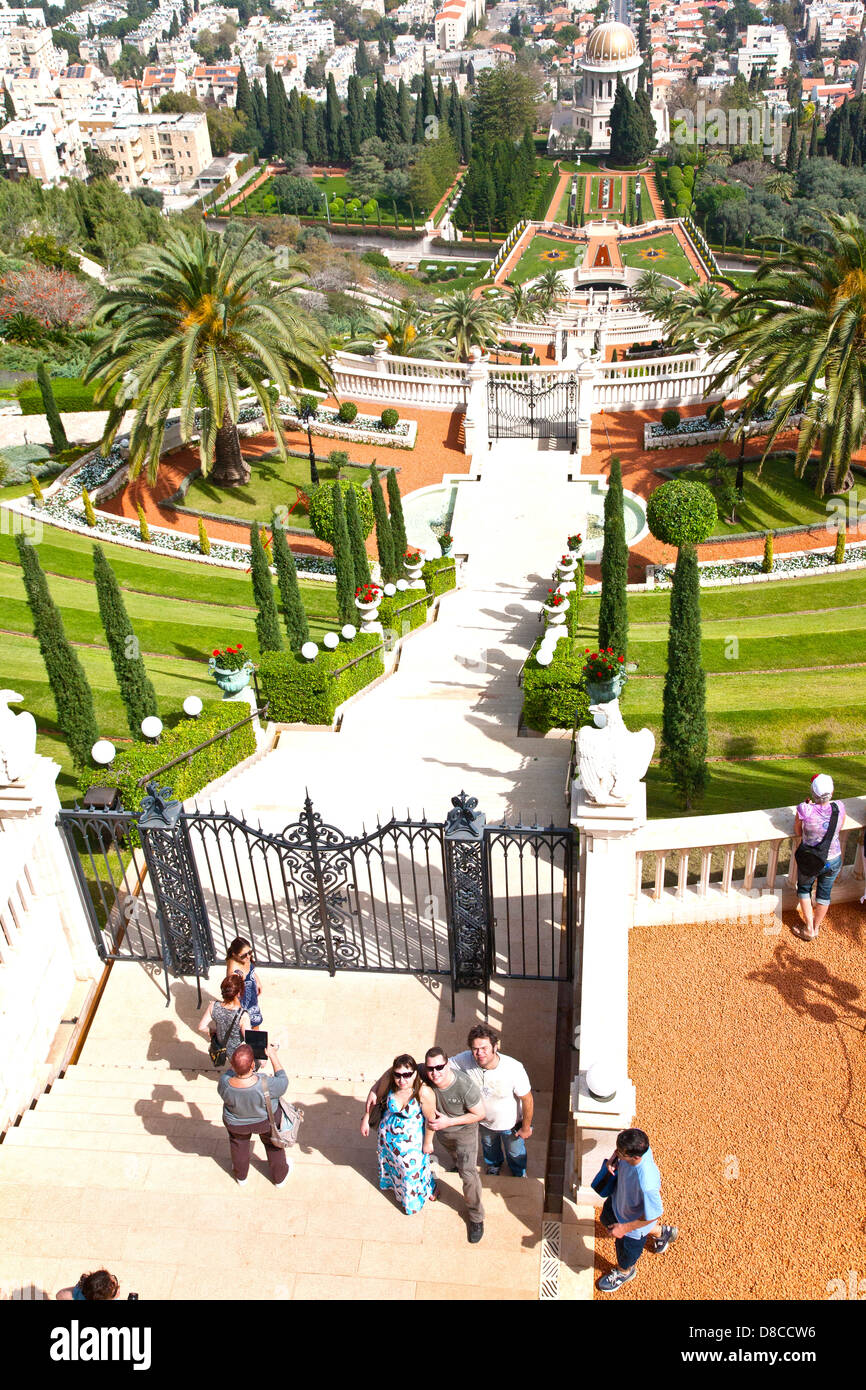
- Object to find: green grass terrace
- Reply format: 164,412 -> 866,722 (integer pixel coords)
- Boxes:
181,450 -> 369,530
618,230 -> 698,285
508,234 -> 583,286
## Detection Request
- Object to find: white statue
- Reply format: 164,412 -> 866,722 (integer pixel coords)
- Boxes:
0,690 -> 37,786
577,699 -> 654,806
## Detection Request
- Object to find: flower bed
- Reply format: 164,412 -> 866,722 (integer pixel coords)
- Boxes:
644,407 -> 802,450
279,402 -> 416,450
651,541 -> 866,588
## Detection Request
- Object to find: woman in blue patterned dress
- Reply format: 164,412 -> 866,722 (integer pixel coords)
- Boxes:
360,1055 -> 437,1215
226,937 -> 263,1029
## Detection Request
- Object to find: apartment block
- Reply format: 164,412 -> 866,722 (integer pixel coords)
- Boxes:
88,110 -> 212,188
0,112 -> 85,183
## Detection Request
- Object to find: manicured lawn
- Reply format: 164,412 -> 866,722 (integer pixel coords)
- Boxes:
589,175 -> 622,214
184,452 -> 368,528
693,454 -> 841,536
558,155 -> 603,172
0,505 -> 339,800
618,232 -> 697,286
509,234 -> 582,285
553,175 -> 587,224
419,259 -> 491,293
576,566 -> 866,814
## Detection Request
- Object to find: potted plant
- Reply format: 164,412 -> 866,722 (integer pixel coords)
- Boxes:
567,533 -> 582,553
583,647 -> 626,704
403,547 -> 424,584
438,531 -> 453,556
355,582 -> 383,631
558,551 -> 577,575
208,643 -> 256,694
543,588 -> 569,626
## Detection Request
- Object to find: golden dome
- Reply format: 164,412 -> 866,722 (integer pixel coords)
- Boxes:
584,21 -> 639,64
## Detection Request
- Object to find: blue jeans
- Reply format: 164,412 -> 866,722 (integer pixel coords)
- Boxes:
600,1196 -> 649,1271
797,852 -> 842,906
480,1126 -> 527,1177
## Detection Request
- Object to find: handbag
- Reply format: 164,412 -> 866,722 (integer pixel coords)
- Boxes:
208,1008 -> 237,1068
590,1157 -> 617,1200
795,804 -> 839,878
260,1081 -> 304,1149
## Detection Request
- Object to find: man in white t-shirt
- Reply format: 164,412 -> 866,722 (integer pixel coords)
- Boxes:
450,1025 -> 533,1177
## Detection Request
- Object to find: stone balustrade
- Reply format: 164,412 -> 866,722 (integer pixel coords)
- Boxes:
632,797 -> 866,927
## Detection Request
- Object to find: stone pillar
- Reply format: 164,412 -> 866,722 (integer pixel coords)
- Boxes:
373,339 -> 389,378
575,357 -> 597,462
461,346 -> 489,456
570,782 -> 646,1200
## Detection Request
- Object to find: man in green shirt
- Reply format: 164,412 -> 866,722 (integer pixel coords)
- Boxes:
424,1045 -> 487,1243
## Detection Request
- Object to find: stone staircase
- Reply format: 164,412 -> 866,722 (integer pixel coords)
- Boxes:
0,1061 -> 558,1301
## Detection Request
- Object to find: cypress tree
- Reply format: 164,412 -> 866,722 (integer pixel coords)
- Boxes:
137,504 -> 150,543
271,518 -> 309,650
92,544 -> 157,738
249,523 -> 283,652
331,483 -> 356,626
597,455 -> 629,658
412,91 -> 425,144
386,469 -> 408,570
198,517 -> 210,554
369,463 -> 396,583
236,63 -> 253,121
81,486 -> 96,526
809,117 -> 818,158
345,484 -> 371,589
37,361 -> 68,454
15,534 -> 98,767
660,545 -> 707,810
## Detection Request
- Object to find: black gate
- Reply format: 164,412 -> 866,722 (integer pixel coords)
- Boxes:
487,371 -> 578,440
59,786 -> 575,1010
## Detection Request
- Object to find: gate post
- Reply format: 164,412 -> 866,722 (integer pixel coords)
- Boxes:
462,347 -> 489,455
138,782 -> 216,998
443,791 -> 487,995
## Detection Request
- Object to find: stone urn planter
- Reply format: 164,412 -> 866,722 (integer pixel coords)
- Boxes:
355,584 -> 383,633
543,596 -> 569,627
404,550 -> 425,588
208,658 -> 256,695
586,670 -> 627,705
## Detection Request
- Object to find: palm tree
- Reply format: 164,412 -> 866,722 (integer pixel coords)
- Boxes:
709,211 -> 866,495
504,284 -> 545,326
346,304 -> 451,360
534,267 -> 569,310
706,149 -> 732,167
765,171 -> 795,203
428,290 -> 504,361
86,224 -> 330,487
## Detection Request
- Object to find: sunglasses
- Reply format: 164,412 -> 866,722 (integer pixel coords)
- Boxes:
426,1062 -> 447,1073
238,952 -> 252,961
393,1070 -> 415,1079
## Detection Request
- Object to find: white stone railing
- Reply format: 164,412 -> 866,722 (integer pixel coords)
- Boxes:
632,798 -> 866,927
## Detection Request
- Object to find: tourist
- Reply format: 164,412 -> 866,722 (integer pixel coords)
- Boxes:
423,1045 -> 486,1243
450,1025 -> 533,1177
225,937 -> 264,1029
792,773 -> 846,942
56,1270 -> 121,1300
198,974 -> 250,1064
218,1042 -> 291,1187
595,1128 -> 677,1294
360,1054 -> 437,1215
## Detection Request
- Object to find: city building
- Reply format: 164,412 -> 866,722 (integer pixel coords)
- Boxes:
550,18 -> 668,151
87,109 -> 212,188
0,111 -> 86,183
736,24 -> 793,82
191,63 -> 241,106
434,0 -> 485,51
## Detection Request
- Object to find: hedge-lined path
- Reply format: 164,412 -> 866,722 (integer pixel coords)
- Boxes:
100,405 -> 471,558
544,165 -> 573,222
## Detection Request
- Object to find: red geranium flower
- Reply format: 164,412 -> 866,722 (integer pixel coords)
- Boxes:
212,649 -> 220,657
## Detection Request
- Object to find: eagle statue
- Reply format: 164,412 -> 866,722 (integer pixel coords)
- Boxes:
0,691 -> 38,786
577,699 -> 655,806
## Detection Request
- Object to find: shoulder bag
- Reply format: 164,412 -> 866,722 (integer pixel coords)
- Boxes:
795,803 -> 839,878
208,1007 -> 238,1068
260,1079 -> 304,1149
590,1157 -> 617,1201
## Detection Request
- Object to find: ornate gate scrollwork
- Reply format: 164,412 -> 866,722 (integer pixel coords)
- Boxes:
488,372 -> 578,440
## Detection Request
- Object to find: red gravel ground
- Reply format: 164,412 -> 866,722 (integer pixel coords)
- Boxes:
100,402 -> 471,558
595,903 -> 866,1300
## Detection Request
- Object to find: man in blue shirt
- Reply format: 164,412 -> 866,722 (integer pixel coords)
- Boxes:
596,1127 -> 677,1293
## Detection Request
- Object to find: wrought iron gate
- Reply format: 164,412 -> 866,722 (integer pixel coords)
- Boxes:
487,371 -> 578,440
59,785 -> 575,1009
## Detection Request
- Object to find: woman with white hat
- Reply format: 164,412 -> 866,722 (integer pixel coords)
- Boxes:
792,774 -> 845,941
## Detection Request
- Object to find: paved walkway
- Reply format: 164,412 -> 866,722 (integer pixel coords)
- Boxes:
0,409 -> 135,450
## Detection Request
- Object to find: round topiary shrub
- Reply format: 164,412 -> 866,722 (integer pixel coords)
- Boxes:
309,479 -> 374,545
661,408 -> 681,431
705,402 -> 726,425
647,479 -> 718,548
337,401 -> 358,423
297,393 -> 319,419
380,408 -> 399,430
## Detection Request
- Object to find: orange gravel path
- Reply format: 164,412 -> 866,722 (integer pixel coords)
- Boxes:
672,222 -> 710,285
545,165 -> 571,223
100,403 -> 471,557
595,903 -> 866,1300
493,224 -> 536,286
643,170 -> 665,220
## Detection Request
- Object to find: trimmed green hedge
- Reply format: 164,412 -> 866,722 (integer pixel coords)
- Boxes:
422,557 -> 457,603
522,637 -> 591,734
17,376 -> 117,415
258,633 -> 384,724
79,701 -> 256,819
379,590 -> 428,639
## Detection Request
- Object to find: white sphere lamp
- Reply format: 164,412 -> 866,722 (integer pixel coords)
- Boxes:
586,1060 -> 618,1103
535,647 -> 554,667
395,579 -> 409,591
91,739 -> 116,766
323,631 -> 339,650
341,624 -> 357,640
383,583 -> 397,597
301,641 -> 318,660
183,696 -> 203,718
140,716 -> 163,741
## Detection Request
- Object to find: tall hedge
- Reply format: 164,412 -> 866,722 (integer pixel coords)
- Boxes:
345,482 -> 371,589
37,360 -> 68,454
386,469 -> 408,571
271,519 -> 309,651
660,545 -> 707,810
92,543 -> 158,738
331,481 -> 356,626
15,534 -> 98,766
249,522 -> 283,653
522,638 -> 592,734
258,634 -> 384,724
369,463 -> 397,584
598,455 -> 629,659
